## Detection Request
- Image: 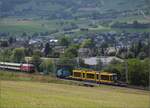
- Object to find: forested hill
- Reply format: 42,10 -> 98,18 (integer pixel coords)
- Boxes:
0,0 -> 149,19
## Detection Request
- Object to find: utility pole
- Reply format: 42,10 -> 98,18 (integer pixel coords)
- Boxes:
77,51 -> 80,68
97,47 -> 101,86
104,49 -> 107,68
125,36 -> 129,84
27,57 -> 29,73
2,50 -> 5,71
148,33 -> 150,91
52,59 -> 56,77
125,59 -> 128,84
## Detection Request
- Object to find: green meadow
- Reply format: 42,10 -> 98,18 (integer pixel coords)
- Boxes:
0,18 -> 149,37
0,71 -> 149,108
0,19 -> 59,33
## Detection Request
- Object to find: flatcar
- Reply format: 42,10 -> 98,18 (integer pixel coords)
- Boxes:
71,69 -> 118,85
0,62 -> 35,72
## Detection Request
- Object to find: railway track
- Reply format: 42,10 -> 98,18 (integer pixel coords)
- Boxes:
59,78 -> 149,91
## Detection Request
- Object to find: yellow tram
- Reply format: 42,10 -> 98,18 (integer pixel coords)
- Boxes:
71,69 -> 117,84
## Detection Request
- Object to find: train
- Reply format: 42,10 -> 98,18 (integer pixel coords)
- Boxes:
71,69 -> 117,84
0,62 -> 125,86
0,62 -> 35,72
56,69 -> 125,86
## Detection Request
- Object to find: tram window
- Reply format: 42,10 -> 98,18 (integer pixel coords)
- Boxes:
74,72 -> 81,77
87,74 -> 94,79
101,75 -> 109,80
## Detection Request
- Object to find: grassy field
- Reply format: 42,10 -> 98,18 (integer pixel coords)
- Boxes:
0,19 -> 60,33
1,17 -> 149,37
0,71 -> 150,108
1,80 -> 149,108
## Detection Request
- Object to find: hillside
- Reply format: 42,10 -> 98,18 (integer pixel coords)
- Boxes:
1,80 -> 149,108
0,71 -> 149,108
0,0 -> 149,36
0,0 -> 149,19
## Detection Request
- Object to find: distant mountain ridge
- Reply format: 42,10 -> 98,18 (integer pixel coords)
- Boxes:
0,0 -> 149,19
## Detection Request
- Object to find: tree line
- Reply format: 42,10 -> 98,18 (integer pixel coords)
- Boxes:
0,36 -> 149,87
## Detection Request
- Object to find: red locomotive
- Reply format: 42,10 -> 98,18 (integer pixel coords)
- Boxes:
0,62 -> 35,72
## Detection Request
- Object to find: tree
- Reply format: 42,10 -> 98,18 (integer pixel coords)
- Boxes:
78,58 -> 85,68
0,49 -> 12,62
22,32 -> 27,37
8,37 -> 16,44
104,60 -> 125,81
0,41 -> 8,47
24,47 -> 33,56
31,51 -> 42,71
63,44 -> 79,58
127,59 -> 149,86
32,32 -> 39,37
58,56 -> 77,67
133,20 -> 139,28
11,48 -> 25,62
59,36 -> 70,46
44,43 -> 52,57
138,52 -> 146,60
141,58 -> 150,86
110,59 -> 121,65
81,39 -> 95,48
127,51 -> 135,58
129,41 -> 148,59
95,58 -> 103,71
101,42 -> 108,55
39,59 -> 54,74
137,41 -> 143,54
58,44 -> 79,68
105,58 -> 149,86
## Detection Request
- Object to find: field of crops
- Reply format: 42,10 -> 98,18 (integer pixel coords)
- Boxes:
0,79 -> 149,108
1,17 -> 150,37
0,19 -> 60,33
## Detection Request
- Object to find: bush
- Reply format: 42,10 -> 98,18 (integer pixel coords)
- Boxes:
127,59 -> 149,86
39,59 -> 54,74
106,58 -> 150,87
31,50 -> 42,71
11,48 -> 25,63
138,52 -> 146,60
